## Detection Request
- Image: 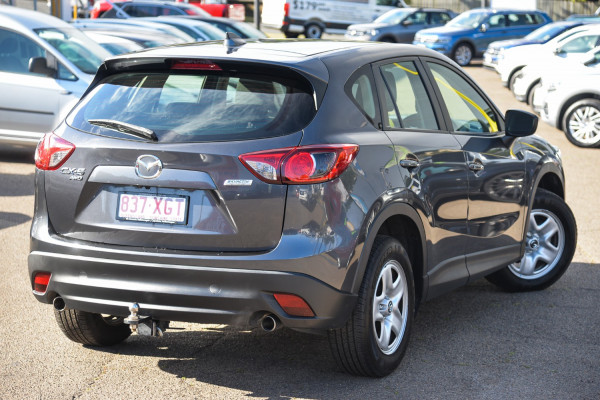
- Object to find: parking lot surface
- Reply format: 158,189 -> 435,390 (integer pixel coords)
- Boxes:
1,62 -> 599,399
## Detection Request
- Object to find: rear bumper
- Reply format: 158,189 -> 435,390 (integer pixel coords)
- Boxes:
29,248 -> 356,331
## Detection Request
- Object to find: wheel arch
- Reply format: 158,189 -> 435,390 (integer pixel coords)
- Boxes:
525,78 -> 541,105
348,202 -> 427,306
557,93 -> 600,131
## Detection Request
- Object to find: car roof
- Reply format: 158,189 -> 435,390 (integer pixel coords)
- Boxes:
107,39 -> 449,79
0,5 -> 72,31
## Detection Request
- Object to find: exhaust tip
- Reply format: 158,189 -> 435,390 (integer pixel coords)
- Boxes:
53,296 -> 65,311
260,314 -> 279,332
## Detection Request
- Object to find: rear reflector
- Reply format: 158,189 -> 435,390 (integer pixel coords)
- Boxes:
239,144 -> 359,185
171,59 -> 222,71
33,272 -> 51,294
273,293 -> 315,317
35,133 -> 75,171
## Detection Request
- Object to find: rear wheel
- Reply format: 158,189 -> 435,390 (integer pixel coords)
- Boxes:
452,43 -> 473,66
562,99 -> 600,148
304,23 -> 323,39
527,80 -> 541,106
486,189 -> 576,292
328,235 -> 414,377
55,307 -> 131,346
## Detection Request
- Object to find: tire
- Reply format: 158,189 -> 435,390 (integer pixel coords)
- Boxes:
452,43 -> 473,66
508,68 -> 522,91
561,98 -> 600,148
284,32 -> 299,38
328,235 -> 415,377
304,23 -> 323,39
486,189 -> 576,292
527,80 -> 541,106
55,307 -> 131,346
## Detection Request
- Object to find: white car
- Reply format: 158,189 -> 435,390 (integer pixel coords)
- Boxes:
536,53 -> 600,148
0,6 -> 110,148
496,24 -> 599,90
511,27 -> 600,104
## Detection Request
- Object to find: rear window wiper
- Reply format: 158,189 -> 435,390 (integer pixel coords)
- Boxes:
88,119 -> 158,142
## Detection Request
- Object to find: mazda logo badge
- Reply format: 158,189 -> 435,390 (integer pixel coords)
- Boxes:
135,155 -> 162,179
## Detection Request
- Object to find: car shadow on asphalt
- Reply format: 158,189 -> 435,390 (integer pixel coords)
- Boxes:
89,263 -> 598,398
0,211 -> 31,230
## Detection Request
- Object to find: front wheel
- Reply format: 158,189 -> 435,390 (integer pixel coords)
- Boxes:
452,43 -> 473,66
55,306 -> 131,346
304,23 -> 323,39
486,189 -> 576,292
562,99 -> 600,148
328,235 -> 414,377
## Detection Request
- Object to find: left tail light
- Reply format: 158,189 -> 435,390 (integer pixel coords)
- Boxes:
239,144 -> 359,185
33,272 -> 51,294
35,133 -> 75,171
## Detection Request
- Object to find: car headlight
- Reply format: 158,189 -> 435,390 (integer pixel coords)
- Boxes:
434,36 -> 450,44
369,29 -> 379,36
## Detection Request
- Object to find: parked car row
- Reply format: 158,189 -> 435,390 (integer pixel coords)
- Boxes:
0,4 -> 266,148
484,20 -> 600,147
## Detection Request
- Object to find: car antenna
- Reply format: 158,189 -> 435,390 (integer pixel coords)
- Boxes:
224,32 -> 246,53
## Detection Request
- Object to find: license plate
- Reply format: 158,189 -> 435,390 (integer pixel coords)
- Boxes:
117,193 -> 188,224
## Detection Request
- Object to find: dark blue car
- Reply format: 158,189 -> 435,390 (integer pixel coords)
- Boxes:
483,20 -> 585,70
413,8 -> 552,66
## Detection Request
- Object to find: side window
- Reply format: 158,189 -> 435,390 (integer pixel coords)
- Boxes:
164,7 -> 184,16
376,0 -> 395,5
0,29 -> 45,75
429,12 -> 451,25
345,67 -> 377,124
379,61 -> 438,130
532,14 -> 545,24
406,12 -> 427,25
559,35 -> 599,53
427,62 -> 499,133
507,13 -> 533,26
487,14 -> 506,28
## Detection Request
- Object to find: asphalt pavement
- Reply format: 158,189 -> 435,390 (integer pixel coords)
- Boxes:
0,60 -> 598,399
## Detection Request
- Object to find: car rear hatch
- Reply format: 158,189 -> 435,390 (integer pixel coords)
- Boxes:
42,58 -> 318,252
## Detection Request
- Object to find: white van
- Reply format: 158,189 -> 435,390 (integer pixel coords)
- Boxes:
261,0 -> 408,38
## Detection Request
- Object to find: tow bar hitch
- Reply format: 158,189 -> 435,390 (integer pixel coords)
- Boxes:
124,303 -> 169,337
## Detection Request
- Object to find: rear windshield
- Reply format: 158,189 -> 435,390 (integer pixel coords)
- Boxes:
66,69 -> 316,143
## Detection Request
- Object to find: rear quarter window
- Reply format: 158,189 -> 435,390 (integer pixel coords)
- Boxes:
66,68 -> 316,143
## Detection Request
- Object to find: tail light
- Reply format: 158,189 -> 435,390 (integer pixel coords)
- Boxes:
284,2 -> 290,17
35,133 -> 76,171
171,59 -> 221,71
239,144 -> 359,185
274,293 -> 314,317
33,272 -> 51,294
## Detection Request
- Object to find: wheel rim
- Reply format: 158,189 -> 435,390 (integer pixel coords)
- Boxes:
306,25 -> 321,38
372,260 -> 408,355
454,45 -> 472,66
509,209 -> 565,280
567,105 -> 600,145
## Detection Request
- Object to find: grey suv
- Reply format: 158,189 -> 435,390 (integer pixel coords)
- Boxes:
29,38 -> 577,377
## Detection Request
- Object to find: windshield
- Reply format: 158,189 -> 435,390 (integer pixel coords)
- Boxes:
35,28 -> 110,74
374,9 -> 413,25
525,23 -> 569,42
447,10 -> 489,29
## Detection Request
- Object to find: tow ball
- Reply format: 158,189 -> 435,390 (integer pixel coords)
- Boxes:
124,303 -> 169,337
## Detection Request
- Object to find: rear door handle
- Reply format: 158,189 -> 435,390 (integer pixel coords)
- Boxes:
469,161 -> 484,172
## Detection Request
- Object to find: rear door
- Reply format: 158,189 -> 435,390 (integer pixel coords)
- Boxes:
44,62 -> 317,252
424,60 -> 527,279
373,58 -> 471,297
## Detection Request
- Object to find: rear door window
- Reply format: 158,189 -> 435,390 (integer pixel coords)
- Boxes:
66,67 -> 316,143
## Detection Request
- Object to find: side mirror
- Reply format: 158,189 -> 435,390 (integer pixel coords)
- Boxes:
505,109 -> 538,137
553,47 -> 563,55
28,57 -> 56,77
479,23 -> 487,32
401,20 -> 413,26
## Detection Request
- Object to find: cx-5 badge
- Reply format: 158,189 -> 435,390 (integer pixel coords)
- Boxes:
135,155 -> 162,179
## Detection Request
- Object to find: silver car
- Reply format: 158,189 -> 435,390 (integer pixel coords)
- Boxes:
0,6 -> 110,148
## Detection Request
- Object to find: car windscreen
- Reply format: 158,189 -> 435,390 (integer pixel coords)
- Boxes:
446,11 -> 488,29
525,23 -> 571,42
374,9 -> 413,25
66,69 -> 316,143
35,28 -> 110,74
